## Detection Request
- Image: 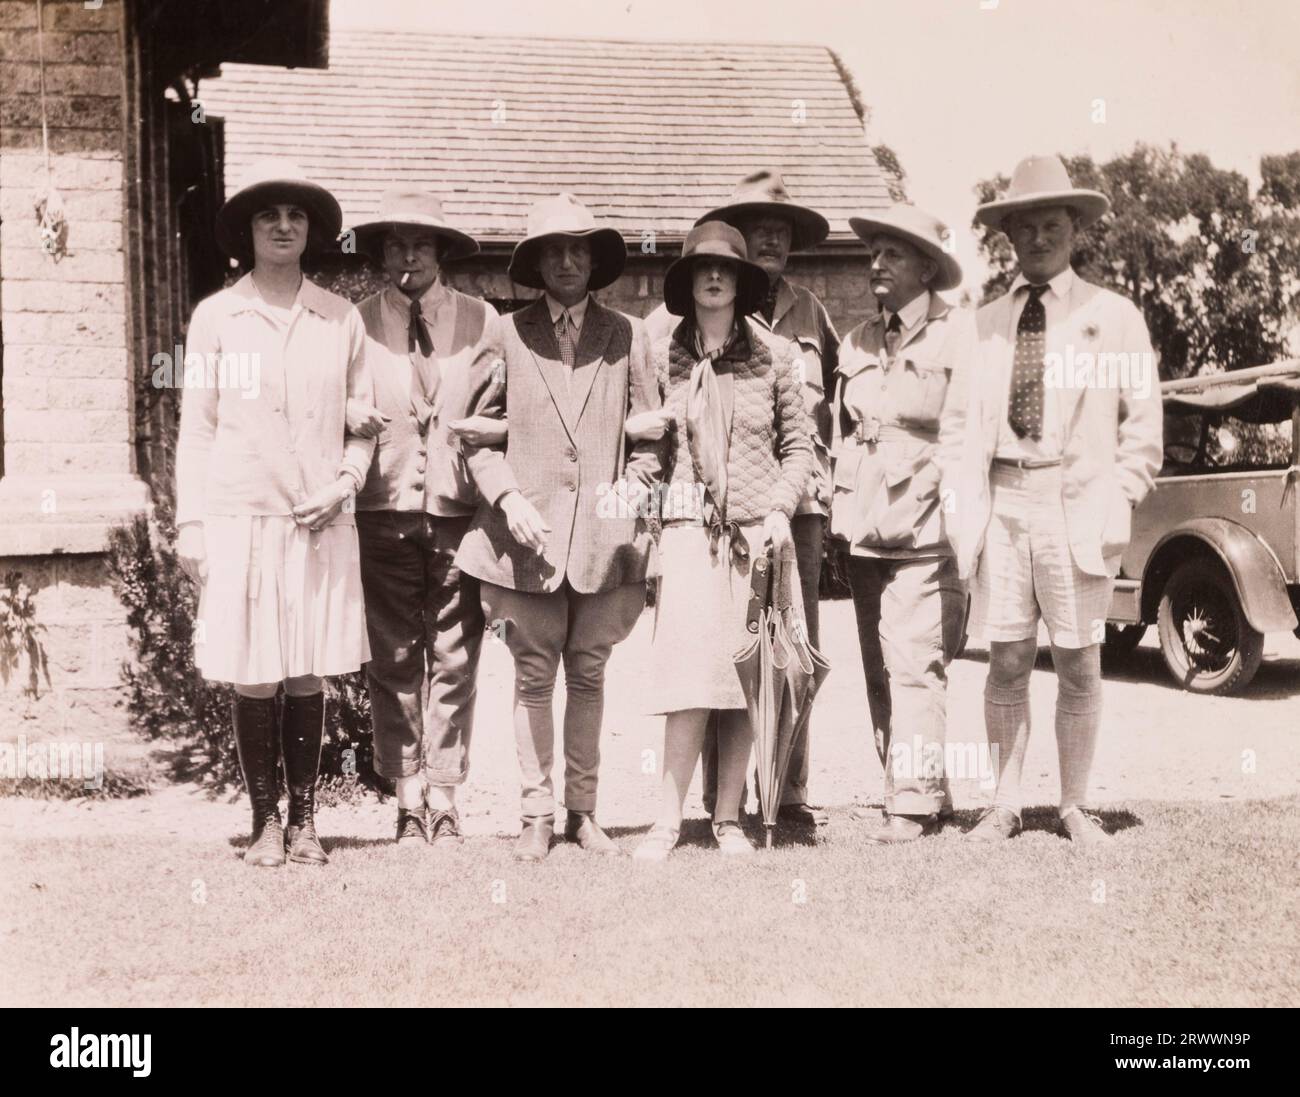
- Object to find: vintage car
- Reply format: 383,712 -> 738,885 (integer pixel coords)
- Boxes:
1104,360 -> 1300,693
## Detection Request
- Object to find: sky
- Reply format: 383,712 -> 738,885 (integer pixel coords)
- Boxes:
329,0 -> 1300,294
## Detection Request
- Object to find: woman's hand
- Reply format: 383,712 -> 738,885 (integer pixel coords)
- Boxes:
292,478 -> 353,532
447,415 -> 507,447
177,522 -> 207,584
763,510 -> 793,555
625,407 -> 674,442
346,398 -> 389,439
499,491 -> 551,554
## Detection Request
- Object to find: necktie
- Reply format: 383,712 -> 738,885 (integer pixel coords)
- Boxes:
761,282 -> 779,325
555,310 -> 576,369
409,298 -> 433,358
1009,284 -> 1049,441
884,311 -> 902,362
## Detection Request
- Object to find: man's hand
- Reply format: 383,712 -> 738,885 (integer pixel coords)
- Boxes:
346,398 -> 389,439
625,407 -> 674,442
447,415 -> 507,447
292,478 -> 352,532
500,491 -> 551,554
177,522 -> 207,584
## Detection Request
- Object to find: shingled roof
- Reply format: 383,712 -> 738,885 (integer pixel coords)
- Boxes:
200,30 -> 889,246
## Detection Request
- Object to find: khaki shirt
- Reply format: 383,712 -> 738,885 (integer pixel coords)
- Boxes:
830,291 -> 971,558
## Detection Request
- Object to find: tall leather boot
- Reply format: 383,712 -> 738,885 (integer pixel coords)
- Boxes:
282,691 -> 328,865
231,694 -> 285,867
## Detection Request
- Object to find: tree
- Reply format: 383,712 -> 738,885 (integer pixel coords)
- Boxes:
872,143 -> 908,203
973,144 -> 1300,379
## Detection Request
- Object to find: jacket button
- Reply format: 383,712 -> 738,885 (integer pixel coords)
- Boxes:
418,447 -> 426,457
415,464 -> 425,474
412,480 -> 424,490
565,448 -> 577,461
567,482 -> 576,492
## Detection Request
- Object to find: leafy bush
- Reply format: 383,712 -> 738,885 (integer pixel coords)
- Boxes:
105,501 -> 384,801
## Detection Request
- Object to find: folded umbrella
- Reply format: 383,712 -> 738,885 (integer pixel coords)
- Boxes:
734,542 -> 830,849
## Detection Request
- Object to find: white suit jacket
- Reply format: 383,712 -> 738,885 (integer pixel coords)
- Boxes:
937,272 -> 1163,580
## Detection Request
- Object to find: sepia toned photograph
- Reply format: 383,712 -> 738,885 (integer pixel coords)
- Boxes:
0,0 -> 1296,1042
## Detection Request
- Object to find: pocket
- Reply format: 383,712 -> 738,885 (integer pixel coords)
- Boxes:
1100,482 -> 1133,556
829,447 -> 863,543
895,358 -> 949,427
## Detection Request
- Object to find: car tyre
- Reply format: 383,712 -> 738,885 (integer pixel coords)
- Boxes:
1156,559 -> 1264,694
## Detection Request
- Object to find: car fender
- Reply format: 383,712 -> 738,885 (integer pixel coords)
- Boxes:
1145,518 -> 1298,633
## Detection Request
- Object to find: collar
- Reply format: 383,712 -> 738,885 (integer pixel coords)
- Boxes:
384,277 -> 450,317
545,292 -> 590,332
1010,265 -> 1074,301
230,271 -> 330,319
887,289 -> 930,334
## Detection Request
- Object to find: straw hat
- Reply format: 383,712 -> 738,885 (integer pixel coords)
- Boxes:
975,154 -> 1110,232
849,203 -> 963,292
507,193 -> 626,291
349,188 -> 479,262
215,159 -> 342,263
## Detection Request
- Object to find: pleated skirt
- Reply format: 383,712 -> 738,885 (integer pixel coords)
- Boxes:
648,522 -> 765,714
194,515 -> 370,685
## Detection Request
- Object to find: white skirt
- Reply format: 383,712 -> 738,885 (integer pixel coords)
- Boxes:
194,515 -> 370,685
649,522 -> 766,713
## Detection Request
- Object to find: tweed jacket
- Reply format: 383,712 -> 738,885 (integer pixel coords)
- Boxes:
830,291 -> 973,558
455,297 -> 662,594
654,317 -> 813,525
645,276 -> 836,517
937,272 -> 1163,580
175,273 -> 375,527
353,285 -> 503,516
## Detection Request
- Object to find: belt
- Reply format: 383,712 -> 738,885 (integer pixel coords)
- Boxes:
993,456 -> 1063,470
852,420 -> 939,445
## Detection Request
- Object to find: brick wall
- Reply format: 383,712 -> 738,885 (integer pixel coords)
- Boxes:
0,0 -> 150,784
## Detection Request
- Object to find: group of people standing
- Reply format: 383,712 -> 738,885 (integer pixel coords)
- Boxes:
175,152 -> 1162,868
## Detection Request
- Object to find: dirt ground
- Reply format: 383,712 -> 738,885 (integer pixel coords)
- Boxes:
3,599 -> 1297,844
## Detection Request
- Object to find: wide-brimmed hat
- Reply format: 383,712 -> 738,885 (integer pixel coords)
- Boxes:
350,188 -> 479,262
695,169 -> 830,253
849,203 -> 963,292
215,159 -> 342,263
975,154 -> 1111,232
663,221 -> 770,317
507,193 -> 627,291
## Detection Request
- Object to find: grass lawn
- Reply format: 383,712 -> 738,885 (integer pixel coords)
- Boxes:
3,796 -> 1297,1007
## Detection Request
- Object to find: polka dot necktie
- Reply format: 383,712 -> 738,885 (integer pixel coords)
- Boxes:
1009,283 -> 1049,441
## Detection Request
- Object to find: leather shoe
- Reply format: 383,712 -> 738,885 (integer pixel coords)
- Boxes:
564,811 -> 621,855
429,807 -> 464,847
864,813 -> 938,844
395,807 -> 427,845
965,806 -> 1022,842
1059,807 -> 1113,848
513,815 -> 554,862
777,802 -> 828,827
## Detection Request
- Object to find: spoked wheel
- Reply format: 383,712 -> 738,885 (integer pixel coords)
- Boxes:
1156,559 -> 1264,694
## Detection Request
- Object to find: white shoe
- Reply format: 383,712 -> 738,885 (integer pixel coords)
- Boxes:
633,824 -> 680,863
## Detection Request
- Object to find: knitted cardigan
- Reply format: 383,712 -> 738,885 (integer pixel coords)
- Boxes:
653,317 -> 812,524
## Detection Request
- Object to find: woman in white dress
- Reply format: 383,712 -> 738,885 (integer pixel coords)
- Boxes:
175,161 -> 375,868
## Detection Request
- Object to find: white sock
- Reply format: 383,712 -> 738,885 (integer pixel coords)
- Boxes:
395,775 -> 424,811
425,785 -> 456,812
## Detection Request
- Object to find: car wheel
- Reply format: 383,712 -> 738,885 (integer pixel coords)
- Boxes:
1156,559 -> 1264,694
1101,622 -> 1147,667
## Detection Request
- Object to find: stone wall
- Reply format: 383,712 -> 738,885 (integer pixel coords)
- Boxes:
0,0 -> 151,785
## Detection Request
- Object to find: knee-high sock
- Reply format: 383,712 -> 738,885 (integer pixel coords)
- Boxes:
1056,679 -> 1102,814
984,681 -> 1031,814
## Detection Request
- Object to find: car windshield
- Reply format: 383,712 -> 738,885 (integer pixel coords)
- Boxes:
1162,410 -> 1293,474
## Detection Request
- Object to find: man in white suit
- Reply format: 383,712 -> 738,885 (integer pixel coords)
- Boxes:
938,155 -> 1162,847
